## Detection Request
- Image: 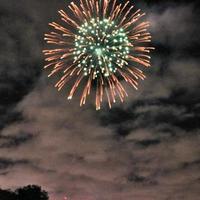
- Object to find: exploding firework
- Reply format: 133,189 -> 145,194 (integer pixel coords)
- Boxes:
43,0 -> 154,110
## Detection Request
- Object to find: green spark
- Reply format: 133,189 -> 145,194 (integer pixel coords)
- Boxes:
95,48 -> 103,56
74,18 -> 130,78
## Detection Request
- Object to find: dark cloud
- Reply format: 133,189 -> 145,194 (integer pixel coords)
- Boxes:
0,6 -> 42,131
0,133 -> 34,149
0,0 -> 200,200
0,158 -> 29,170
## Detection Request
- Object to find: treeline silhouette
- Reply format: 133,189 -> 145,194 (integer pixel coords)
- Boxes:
0,185 -> 49,200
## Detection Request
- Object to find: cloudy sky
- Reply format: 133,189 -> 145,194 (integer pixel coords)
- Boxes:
0,0 -> 200,199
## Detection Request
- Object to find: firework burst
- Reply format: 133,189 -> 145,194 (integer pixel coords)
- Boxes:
43,0 -> 154,110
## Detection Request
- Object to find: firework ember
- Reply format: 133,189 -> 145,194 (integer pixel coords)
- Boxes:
43,0 -> 154,110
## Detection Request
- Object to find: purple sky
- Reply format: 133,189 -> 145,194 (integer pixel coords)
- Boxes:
0,0 -> 200,199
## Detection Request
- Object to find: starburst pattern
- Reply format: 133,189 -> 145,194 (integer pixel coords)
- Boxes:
43,0 -> 154,110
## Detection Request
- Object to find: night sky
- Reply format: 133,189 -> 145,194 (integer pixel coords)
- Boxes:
0,0 -> 200,199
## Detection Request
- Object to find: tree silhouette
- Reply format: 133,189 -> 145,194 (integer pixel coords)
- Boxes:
0,189 -> 16,200
0,185 -> 49,200
16,185 -> 48,200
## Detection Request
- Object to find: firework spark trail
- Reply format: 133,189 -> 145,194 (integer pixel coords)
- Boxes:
43,0 -> 154,110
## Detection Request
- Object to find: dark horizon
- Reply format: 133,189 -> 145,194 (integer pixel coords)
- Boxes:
0,0 -> 200,199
